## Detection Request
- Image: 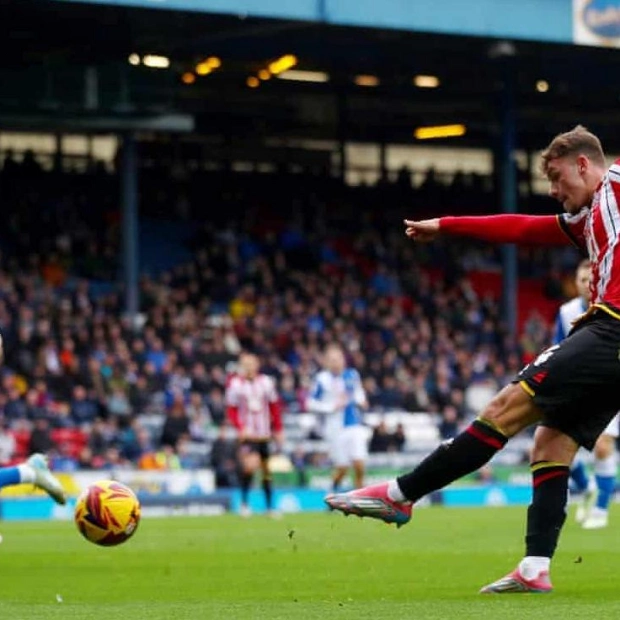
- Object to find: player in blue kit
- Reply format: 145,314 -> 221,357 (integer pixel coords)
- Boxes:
0,453 -> 66,504
308,343 -> 369,491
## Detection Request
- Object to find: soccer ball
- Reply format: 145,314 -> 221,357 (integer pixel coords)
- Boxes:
74,480 -> 141,546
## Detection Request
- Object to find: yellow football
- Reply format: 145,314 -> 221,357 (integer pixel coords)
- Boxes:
74,480 -> 141,546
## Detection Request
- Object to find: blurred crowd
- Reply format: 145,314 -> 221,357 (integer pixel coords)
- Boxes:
0,149 -> 583,475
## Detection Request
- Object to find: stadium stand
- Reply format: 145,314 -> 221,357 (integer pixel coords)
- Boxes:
0,151 -> 580,477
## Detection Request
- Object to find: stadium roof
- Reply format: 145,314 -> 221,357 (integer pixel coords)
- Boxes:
4,0 -> 620,151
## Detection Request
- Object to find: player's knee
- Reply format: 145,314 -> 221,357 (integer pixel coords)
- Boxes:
479,384 -> 538,437
594,435 -> 615,460
530,427 -> 578,465
595,451 -> 617,476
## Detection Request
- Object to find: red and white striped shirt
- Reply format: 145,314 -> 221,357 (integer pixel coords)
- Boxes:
559,160 -> 620,311
439,158 -> 620,317
225,374 -> 282,439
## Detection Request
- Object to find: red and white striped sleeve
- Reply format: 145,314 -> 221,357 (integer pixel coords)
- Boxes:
557,208 -> 588,251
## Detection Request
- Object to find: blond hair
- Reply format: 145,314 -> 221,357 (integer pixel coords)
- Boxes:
540,125 -> 605,174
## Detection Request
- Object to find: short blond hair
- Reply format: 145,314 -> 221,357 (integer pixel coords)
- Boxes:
540,125 -> 605,174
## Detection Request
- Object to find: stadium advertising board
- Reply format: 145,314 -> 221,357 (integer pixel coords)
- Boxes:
0,469 -> 223,521
574,0 -> 620,46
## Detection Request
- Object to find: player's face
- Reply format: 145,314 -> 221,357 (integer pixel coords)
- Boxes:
546,156 -> 593,214
240,354 -> 260,378
575,265 -> 591,302
325,349 -> 345,374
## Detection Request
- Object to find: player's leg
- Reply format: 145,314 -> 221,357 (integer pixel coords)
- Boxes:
570,450 -> 590,495
0,454 -> 66,504
350,426 -> 368,488
351,461 -> 364,489
331,466 -> 348,492
481,426 -> 575,593
393,384 -> 537,503
238,444 -> 259,516
482,318 -> 620,593
570,448 -> 596,523
329,433 -> 350,492
257,442 -> 275,514
326,382 -> 541,526
582,416 -> 618,529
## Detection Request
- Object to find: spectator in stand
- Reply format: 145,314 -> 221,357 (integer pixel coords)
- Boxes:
186,391 -> 212,441
88,417 -> 116,464
78,445 -> 94,469
0,420 -> 16,464
206,385 -> 226,426
438,404 -> 460,440
70,385 -> 99,425
0,158 -> 571,476
51,442 -> 79,472
123,426 -> 154,464
392,423 -> 407,452
160,395 -> 190,449
5,386 -> 27,421
369,420 -> 393,453
28,417 -> 55,455
210,422 -> 240,488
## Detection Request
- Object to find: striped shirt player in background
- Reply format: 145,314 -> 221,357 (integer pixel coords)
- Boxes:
225,352 -> 283,517
327,125 -> 620,594
554,259 -> 619,530
308,343 -> 369,491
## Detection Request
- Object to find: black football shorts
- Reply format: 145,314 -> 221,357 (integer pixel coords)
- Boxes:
516,310 -> 620,450
240,439 -> 271,461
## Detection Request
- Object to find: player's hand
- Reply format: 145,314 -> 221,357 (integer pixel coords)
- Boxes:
404,218 -> 441,242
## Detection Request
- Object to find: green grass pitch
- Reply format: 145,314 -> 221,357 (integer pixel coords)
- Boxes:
0,505 -> 618,619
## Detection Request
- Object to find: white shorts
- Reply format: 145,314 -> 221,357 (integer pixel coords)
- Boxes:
329,426 -> 368,467
602,413 -> 620,438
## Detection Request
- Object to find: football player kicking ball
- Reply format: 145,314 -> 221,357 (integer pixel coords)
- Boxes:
555,259 -> 619,530
326,125 -> 620,593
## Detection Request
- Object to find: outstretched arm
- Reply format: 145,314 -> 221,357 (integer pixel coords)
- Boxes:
405,214 -> 570,246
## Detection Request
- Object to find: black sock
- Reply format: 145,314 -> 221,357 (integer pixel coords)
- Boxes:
525,461 -> 569,558
240,472 -> 253,505
397,419 -> 508,502
262,477 -> 273,510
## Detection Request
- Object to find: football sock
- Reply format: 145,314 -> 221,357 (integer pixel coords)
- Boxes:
387,479 -> 406,502
396,419 -> 508,503
525,461 -> 569,558
518,556 -> 550,580
262,477 -> 273,510
594,452 -> 617,510
240,472 -> 253,505
0,465 -> 30,488
595,474 -> 615,510
569,460 -> 589,493
0,466 -> 22,487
